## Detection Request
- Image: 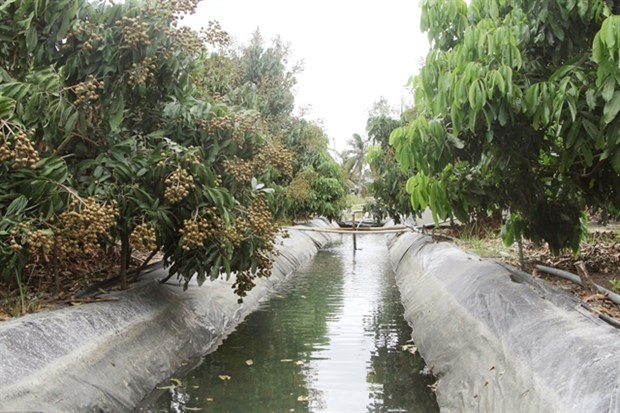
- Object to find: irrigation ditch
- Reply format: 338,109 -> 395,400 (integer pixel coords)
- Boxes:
0,220 -> 618,412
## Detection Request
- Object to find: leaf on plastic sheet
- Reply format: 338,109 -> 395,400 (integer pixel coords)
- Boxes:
401,344 -> 418,354
603,91 -> 620,124
6,195 -> 28,216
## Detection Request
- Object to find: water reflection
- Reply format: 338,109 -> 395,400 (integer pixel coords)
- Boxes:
140,235 -> 438,413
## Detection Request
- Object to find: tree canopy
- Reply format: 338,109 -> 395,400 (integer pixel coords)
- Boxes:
391,0 -> 620,252
0,0 -> 346,304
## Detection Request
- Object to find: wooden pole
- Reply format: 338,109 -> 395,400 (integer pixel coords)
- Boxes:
352,215 -> 357,251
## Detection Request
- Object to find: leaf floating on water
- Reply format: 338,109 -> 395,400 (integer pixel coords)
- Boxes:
191,385 -> 199,389
218,374 -> 231,381
185,408 -> 202,411
295,360 -> 304,365
245,359 -> 254,366
401,344 -> 417,354
206,397 -> 214,402
297,395 -> 309,402
280,359 -> 294,363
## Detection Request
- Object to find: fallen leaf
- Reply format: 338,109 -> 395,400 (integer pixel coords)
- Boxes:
401,344 -> 417,354
297,395 -> 309,402
170,378 -> 182,386
206,397 -> 214,402
295,360 -> 304,365
280,359 -> 294,362
218,374 -> 231,381
245,359 -> 254,366
185,408 -> 202,411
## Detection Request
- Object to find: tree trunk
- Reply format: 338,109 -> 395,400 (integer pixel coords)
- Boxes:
52,242 -> 60,296
575,261 -> 597,293
119,231 -> 130,290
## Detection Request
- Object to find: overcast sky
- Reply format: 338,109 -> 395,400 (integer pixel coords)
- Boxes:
186,0 -> 429,152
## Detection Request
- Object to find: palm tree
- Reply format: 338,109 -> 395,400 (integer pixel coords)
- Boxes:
340,133 -> 369,195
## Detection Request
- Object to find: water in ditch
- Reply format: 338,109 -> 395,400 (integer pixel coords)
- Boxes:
140,234 -> 439,413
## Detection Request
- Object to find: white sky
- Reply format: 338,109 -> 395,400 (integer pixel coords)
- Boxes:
185,0 -> 430,152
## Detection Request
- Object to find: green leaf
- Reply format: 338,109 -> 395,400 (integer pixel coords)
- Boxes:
65,111 -> 79,135
6,195 -> 28,216
26,27 -> 37,52
109,96 -> 125,130
0,95 -> 16,118
603,91 -> 620,124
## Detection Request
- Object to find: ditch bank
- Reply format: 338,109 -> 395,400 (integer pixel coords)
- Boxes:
388,231 -> 620,413
0,218 -> 339,413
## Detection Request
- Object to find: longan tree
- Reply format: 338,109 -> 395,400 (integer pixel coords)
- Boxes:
0,0 -> 345,306
391,0 -> 620,252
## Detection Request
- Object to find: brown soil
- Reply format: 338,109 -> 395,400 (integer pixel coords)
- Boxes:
0,249 -> 159,321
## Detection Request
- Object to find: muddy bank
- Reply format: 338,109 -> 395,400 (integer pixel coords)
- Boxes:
388,231 -> 620,413
0,219 -> 339,413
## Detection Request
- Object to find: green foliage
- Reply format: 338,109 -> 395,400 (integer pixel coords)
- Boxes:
365,115 -> 414,223
282,120 -> 347,222
341,133 -> 370,195
0,0 -> 345,302
392,0 -> 620,253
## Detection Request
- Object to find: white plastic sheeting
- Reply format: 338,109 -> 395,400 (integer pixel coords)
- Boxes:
388,232 -> 620,413
0,218 -> 339,413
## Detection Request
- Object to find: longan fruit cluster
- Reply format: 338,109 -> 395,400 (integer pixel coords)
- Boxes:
185,146 -> 201,166
130,222 -> 157,251
285,175 -> 312,201
0,128 -> 40,169
57,198 -> 118,256
223,216 -> 247,247
73,75 -> 104,106
256,143 -> 293,177
231,112 -> 261,146
6,222 -> 29,253
26,229 -> 55,255
179,217 -> 211,251
64,21 -> 104,51
128,57 -> 157,87
233,270 -> 256,300
207,114 -> 233,136
222,158 -> 253,183
202,21 -> 231,47
164,167 -> 194,204
170,26 -> 206,56
116,16 -> 151,49
248,194 -> 277,239
159,0 -> 201,15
